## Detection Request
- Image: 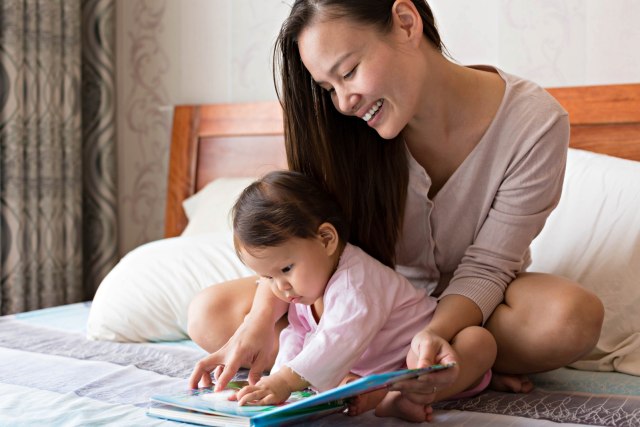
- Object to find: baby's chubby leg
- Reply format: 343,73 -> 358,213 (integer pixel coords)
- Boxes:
375,326 -> 497,422
434,325 -> 496,399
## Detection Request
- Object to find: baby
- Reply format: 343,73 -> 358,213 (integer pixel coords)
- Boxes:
195,170 -> 494,422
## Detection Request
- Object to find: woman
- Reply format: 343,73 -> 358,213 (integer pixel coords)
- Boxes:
188,0 -> 604,416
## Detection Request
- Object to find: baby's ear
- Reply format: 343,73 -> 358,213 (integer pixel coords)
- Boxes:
317,222 -> 340,255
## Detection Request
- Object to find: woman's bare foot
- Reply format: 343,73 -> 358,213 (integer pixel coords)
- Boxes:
374,390 -> 433,423
489,373 -> 534,393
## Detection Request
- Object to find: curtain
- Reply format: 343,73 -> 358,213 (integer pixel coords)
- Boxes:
0,0 -> 117,315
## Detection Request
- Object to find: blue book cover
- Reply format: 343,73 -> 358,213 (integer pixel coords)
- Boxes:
147,363 -> 455,426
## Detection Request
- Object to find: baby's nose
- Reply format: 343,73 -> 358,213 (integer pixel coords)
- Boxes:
277,279 -> 292,291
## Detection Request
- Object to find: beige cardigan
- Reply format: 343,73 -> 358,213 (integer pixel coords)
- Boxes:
395,67 -> 570,323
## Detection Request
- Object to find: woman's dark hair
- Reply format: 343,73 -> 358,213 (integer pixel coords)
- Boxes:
273,0 -> 442,267
232,170 -> 349,254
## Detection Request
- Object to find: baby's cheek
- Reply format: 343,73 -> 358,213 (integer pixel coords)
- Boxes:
270,284 -> 289,302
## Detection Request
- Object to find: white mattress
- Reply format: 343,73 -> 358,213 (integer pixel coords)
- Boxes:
2,303 -> 631,426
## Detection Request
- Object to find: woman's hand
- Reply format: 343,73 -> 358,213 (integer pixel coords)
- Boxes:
389,329 -> 460,405
188,315 -> 277,391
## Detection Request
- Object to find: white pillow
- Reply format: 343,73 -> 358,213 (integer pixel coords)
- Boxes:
91,149 -> 640,368
530,148 -> 640,375
88,178 -> 256,342
87,231 -> 252,342
181,177 -> 256,236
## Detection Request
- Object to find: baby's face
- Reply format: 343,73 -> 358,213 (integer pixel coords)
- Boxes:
240,237 -> 335,306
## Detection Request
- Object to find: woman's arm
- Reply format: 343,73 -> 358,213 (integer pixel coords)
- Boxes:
217,280 -> 288,388
421,295 -> 482,343
387,297 -> 479,404
189,280 -> 288,390
247,277 -> 289,325
439,111 -> 570,323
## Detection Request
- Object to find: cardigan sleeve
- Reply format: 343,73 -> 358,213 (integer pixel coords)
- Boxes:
439,111 -> 570,323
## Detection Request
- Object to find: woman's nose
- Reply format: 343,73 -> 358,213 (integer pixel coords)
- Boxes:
335,87 -> 360,116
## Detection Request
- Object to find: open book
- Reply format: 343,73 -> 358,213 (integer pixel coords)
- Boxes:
147,363 -> 455,427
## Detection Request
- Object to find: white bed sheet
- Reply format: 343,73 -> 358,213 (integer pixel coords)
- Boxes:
0,303 -> 615,426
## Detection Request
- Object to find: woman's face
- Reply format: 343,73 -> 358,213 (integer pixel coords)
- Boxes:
298,16 -> 421,140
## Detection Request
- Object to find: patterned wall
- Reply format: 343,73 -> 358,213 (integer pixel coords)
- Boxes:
117,0 -> 172,256
116,0 -> 640,256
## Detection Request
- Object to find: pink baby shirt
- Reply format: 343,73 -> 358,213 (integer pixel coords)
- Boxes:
271,243 -> 437,392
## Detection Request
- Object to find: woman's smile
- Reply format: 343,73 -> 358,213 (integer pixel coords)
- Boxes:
362,99 -> 384,126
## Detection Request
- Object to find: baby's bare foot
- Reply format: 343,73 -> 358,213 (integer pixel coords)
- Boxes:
490,373 -> 534,393
347,388 -> 387,417
374,391 -> 433,423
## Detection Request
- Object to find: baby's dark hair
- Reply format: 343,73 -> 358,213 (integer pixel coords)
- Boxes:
232,170 -> 349,253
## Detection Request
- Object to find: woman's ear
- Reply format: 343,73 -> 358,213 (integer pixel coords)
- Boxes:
317,222 -> 340,256
391,0 -> 423,47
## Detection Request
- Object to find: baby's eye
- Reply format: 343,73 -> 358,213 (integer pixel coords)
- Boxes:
281,264 -> 293,274
262,275 -> 273,280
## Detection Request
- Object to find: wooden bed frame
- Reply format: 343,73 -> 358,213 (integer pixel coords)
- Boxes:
165,83 -> 640,238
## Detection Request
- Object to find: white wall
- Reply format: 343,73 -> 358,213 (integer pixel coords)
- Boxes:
116,0 -> 640,256
431,0 -> 640,87
116,0 -> 290,255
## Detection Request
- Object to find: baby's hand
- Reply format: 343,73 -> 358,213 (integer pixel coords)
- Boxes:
233,374 -> 292,406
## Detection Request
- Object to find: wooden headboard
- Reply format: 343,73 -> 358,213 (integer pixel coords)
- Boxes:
165,83 -> 640,238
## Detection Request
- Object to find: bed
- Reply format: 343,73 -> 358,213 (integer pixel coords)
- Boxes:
1,83 -> 640,426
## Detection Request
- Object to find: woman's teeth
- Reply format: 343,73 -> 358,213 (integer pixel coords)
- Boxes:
363,99 -> 383,122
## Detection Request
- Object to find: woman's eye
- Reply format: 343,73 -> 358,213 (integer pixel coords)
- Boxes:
343,65 -> 358,79
281,264 -> 293,273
